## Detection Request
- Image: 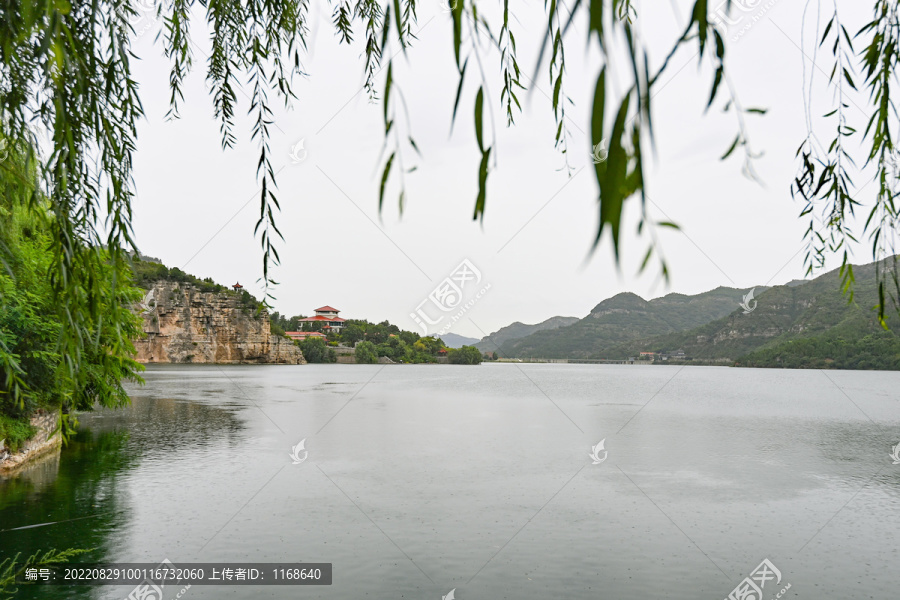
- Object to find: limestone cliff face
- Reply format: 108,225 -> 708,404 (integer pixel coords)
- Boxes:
133,281 -> 305,364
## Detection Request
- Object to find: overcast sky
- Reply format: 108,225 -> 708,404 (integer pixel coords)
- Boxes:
126,0 -> 879,339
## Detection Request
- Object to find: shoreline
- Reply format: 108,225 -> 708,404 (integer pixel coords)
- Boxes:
0,410 -> 62,477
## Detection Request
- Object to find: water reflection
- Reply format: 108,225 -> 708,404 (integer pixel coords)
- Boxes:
0,396 -> 245,600
0,427 -> 134,600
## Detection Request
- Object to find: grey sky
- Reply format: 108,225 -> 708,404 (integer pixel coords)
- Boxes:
127,0 -> 877,338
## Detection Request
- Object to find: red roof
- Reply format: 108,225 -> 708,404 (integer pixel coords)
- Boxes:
314,305 -> 340,313
232,282 -> 243,288
299,315 -> 346,323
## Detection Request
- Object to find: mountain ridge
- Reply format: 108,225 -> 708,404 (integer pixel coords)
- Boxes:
475,316 -> 579,352
499,286 -> 754,359
493,257 -> 900,369
609,258 -> 900,368
438,332 -> 480,348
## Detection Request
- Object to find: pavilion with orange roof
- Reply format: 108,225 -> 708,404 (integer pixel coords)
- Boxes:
297,305 -> 346,332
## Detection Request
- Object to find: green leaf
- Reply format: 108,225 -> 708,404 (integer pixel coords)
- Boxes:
842,67 -> 856,90
589,0 -> 604,46
383,62 -> 393,125
393,0 -> 404,49
706,65 -> 723,111
820,16 -> 834,46
639,246 -> 653,272
379,152 -> 395,212
595,91 -> 632,257
692,0 -> 709,56
721,134 -> 741,160
713,29 -> 725,59
452,1 -> 463,69
553,74 -> 562,113
451,58 -> 468,132
474,87 -> 485,152
473,147 -> 491,221
591,67 -> 606,156
642,51 -> 653,139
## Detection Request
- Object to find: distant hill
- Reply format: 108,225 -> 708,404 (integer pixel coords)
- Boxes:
439,332 -> 480,348
475,316 -> 579,352
611,258 -> 900,369
500,287 -> 754,359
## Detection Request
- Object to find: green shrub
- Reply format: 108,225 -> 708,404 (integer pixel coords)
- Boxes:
130,259 -> 229,295
354,341 -> 378,364
0,414 -> 37,453
448,346 -> 483,365
299,338 -> 337,363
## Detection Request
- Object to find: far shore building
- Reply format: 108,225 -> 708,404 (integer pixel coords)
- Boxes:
285,331 -> 327,341
298,306 -> 346,333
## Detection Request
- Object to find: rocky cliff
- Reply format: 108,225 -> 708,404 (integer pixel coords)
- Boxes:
133,281 -> 305,364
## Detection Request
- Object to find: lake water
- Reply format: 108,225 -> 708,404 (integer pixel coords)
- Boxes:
2,364 -> 899,599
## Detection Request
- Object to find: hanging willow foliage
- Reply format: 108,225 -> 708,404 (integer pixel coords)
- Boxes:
0,0 -> 898,392
793,1 -> 900,326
